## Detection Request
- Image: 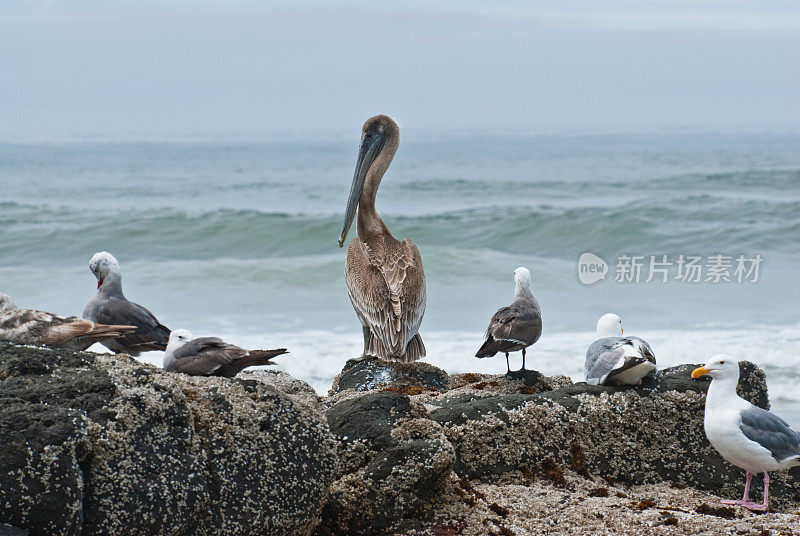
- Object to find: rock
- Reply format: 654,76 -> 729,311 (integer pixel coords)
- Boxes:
329,356 -> 448,396
322,391 -> 455,534
429,362 -> 799,510
0,525 -> 28,536
0,342 -> 337,536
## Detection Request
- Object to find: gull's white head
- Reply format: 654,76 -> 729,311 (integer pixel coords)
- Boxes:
692,354 -> 740,381
89,251 -> 121,288
596,313 -> 623,338
0,293 -> 16,313
514,267 -> 531,287
167,329 -> 192,351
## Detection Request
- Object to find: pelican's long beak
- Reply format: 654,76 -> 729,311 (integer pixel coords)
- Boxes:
338,132 -> 385,247
691,366 -> 711,378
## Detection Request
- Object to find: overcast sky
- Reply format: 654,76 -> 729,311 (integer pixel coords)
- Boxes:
1,0 -> 799,140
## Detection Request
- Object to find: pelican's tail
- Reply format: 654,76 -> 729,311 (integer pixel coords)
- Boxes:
400,333 -> 425,363
364,330 -> 425,363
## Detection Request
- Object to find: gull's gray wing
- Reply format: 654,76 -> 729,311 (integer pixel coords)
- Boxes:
476,297 -> 542,357
168,337 -> 245,376
739,406 -> 800,463
584,338 -> 626,385
86,296 -> 170,353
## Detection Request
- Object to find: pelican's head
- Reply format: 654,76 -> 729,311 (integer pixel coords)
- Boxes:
167,329 -> 192,351
89,251 -> 121,289
692,354 -> 740,381
0,293 -> 16,313
596,313 -> 623,338
338,115 -> 400,248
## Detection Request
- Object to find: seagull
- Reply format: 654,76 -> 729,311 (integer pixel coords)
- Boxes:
82,251 -> 171,355
584,313 -> 656,386
693,355 -> 800,512
163,329 -> 288,377
475,267 -> 542,373
338,115 -> 426,362
0,292 -> 136,351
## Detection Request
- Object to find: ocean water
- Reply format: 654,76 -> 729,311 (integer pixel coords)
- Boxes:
1,132 -> 798,426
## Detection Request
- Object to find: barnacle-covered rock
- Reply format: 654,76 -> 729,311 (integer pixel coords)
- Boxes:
429,363 -> 800,510
0,342 -> 337,536
322,391 -> 456,534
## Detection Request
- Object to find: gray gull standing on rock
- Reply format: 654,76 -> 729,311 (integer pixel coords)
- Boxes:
0,292 -> 136,351
692,355 -> 800,512
82,251 -> 171,355
584,313 -> 656,386
164,329 -> 288,377
475,267 -> 542,374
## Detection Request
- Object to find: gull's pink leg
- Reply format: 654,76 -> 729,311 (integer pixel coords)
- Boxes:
740,472 -> 768,512
721,471 -> 751,505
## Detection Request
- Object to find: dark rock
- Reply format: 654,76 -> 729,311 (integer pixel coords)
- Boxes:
322,391 -> 455,535
430,394 -> 541,425
429,362 -> 799,510
0,525 -> 29,536
0,342 -> 337,536
329,356 -> 448,395
326,391 -> 412,455
0,398 -> 88,536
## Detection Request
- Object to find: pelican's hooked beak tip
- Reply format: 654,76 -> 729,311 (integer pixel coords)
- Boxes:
691,366 -> 711,379
337,237 -> 345,248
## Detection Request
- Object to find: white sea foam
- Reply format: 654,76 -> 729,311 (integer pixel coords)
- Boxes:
113,323 -> 800,427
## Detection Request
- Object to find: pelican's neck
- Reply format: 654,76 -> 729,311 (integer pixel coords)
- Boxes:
515,280 -> 534,301
99,272 -> 125,298
357,188 -> 389,239
357,134 -> 397,241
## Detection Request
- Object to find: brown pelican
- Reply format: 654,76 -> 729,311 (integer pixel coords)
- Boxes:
584,313 -> 656,386
83,251 -> 171,355
338,115 -> 426,363
164,329 -> 288,377
0,292 -> 136,351
475,267 -> 542,373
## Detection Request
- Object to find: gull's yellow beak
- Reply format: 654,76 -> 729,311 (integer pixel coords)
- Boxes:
692,367 -> 711,378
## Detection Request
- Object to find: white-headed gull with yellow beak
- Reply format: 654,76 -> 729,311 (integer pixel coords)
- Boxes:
82,252 -> 171,355
584,313 -> 656,386
164,329 -> 288,377
693,355 -> 800,511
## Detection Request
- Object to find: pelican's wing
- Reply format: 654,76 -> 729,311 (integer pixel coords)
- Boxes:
345,237 -> 425,358
169,337 -> 244,376
739,407 -> 800,463
584,338 -> 626,385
